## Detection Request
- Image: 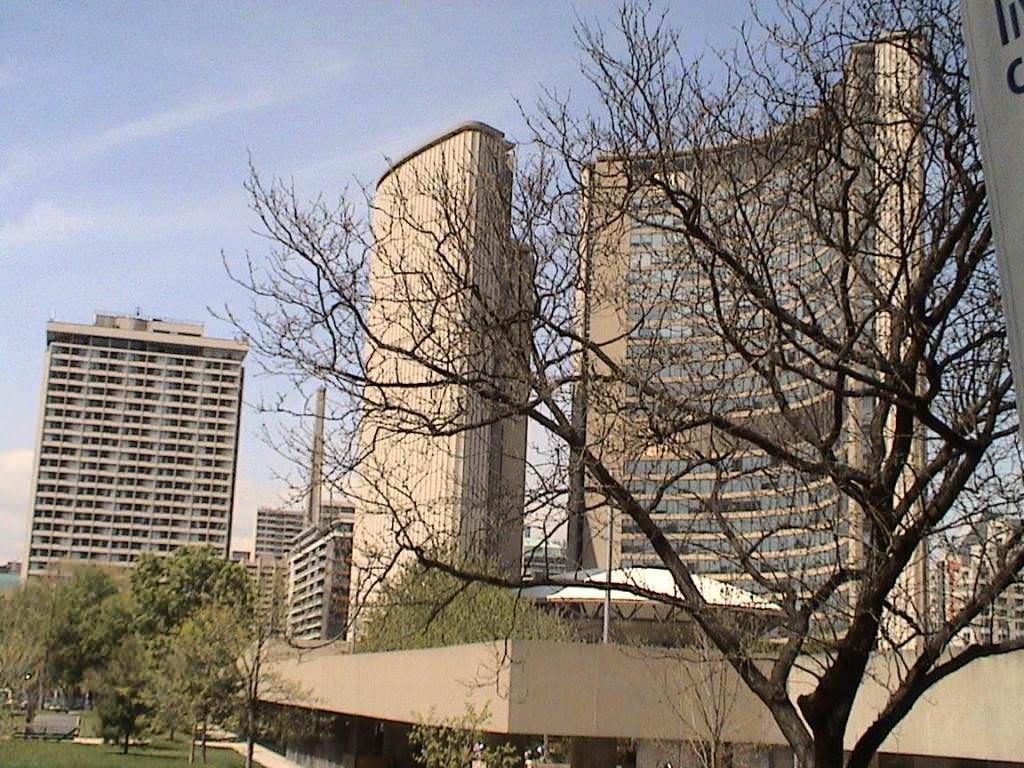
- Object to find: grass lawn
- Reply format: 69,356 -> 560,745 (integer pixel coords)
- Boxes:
0,737 -> 246,767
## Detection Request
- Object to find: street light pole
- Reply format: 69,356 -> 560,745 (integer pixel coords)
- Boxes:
602,507 -> 613,644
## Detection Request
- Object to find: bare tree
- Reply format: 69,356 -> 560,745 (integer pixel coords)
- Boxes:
639,628 -> 755,768
682,632 -> 747,768
238,610 -> 299,768
224,2 -> 1024,766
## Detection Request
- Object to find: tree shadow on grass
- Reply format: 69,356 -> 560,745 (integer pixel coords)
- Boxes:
113,753 -> 179,762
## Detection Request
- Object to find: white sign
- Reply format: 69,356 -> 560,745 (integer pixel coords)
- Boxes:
962,0 -> 1024,423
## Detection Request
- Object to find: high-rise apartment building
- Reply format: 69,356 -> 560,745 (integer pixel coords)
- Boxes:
570,39 -> 925,608
350,122 -> 529,612
257,504 -> 352,561
255,506 -> 306,559
260,502 -> 356,639
282,389 -> 359,642
232,551 -> 289,634
934,518 -> 1024,645
23,313 -> 247,576
287,506 -> 355,642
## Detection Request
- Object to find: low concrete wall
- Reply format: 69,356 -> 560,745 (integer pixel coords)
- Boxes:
266,642 -> 512,730
503,642 -> 780,743
264,641 -> 1024,764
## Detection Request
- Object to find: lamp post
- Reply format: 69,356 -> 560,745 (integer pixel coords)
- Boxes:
602,507 -> 613,644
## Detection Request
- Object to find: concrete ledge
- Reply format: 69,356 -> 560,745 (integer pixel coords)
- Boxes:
263,640 -> 1024,764
208,741 -> 304,768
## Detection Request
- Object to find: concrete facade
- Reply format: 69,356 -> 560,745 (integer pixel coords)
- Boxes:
262,640 -> 1024,767
23,313 -> 247,576
350,122 -> 529,617
568,39 -> 927,628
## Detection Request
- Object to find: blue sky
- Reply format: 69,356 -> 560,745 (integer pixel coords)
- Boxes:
0,1 -> 753,561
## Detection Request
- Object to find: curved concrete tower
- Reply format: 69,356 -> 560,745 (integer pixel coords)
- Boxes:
349,122 -> 529,624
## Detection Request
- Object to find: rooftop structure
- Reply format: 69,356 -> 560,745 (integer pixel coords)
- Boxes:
522,525 -> 568,582
23,313 -> 247,576
525,566 -> 777,612
524,566 -> 776,645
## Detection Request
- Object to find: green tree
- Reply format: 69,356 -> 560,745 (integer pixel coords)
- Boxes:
358,562 -> 572,653
131,547 -> 253,640
0,577 -> 65,723
157,603 -> 245,764
147,660 -> 192,744
0,584 -> 48,738
0,569 -> 133,729
46,568 -> 130,689
91,634 -> 152,755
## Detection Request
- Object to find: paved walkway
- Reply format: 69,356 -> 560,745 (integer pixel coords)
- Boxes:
208,740 -> 304,768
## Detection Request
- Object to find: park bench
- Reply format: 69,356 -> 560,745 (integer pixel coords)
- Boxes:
17,724 -> 79,740
16,713 -> 81,741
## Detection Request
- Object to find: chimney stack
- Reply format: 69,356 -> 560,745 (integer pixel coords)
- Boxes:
307,387 -> 326,526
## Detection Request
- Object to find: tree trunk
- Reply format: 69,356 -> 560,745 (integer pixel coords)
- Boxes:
247,638 -> 261,768
25,682 -> 38,726
246,700 -> 256,768
123,728 -> 129,755
202,716 -> 208,763
811,728 -> 845,768
189,724 -> 196,764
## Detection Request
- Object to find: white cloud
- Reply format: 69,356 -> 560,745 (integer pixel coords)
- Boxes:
0,191 -> 239,249
76,87 -> 287,158
0,68 -> 338,190
0,200 -> 93,247
0,448 -> 34,563
297,89 -> 518,185
303,46 -> 352,79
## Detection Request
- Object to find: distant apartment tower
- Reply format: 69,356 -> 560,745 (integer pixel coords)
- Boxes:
287,505 -> 355,642
258,503 -> 352,561
255,506 -> 306,559
351,122 -> 529,614
935,518 -> 1024,645
286,389 -> 357,642
23,313 -> 247,577
233,551 -> 289,634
